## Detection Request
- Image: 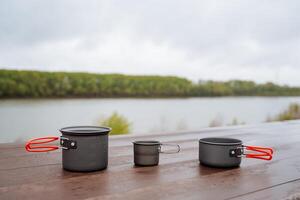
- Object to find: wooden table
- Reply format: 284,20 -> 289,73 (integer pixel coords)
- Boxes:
1,121 -> 300,200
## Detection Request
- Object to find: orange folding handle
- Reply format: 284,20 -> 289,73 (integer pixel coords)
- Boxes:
25,137 -> 59,152
244,145 -> 273,160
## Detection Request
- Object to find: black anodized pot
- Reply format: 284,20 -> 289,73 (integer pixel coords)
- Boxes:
199,137 -> 273,168
25,126 -> 111,172
60,126 -> 111,172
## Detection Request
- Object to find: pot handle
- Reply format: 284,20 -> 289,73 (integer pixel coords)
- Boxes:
243,145 -> 274,160
25,136 -> 59,152
159,143 -> 181,154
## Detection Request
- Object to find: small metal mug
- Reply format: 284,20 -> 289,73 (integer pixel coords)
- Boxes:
133,141 -> 180,166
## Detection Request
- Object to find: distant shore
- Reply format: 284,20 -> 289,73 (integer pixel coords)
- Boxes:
1,69 -> 300,98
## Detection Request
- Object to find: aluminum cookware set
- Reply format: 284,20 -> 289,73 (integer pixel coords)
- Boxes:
26,126 -> 273,172
26,126 -> 111,171
133,141 -> 180,166
199,137 -> 273,168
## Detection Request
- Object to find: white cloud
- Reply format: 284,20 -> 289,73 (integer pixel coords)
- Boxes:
0,0 -> 300,85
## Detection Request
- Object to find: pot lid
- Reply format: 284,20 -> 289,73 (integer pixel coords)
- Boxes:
199,137 -> 242,146
133,141 -> 160,145
60,126 -> 111,136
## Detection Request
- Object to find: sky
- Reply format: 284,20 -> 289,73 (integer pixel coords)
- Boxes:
0,0 -> 300,85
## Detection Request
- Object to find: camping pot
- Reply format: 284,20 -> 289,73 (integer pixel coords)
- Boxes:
199,137 -> 273,168
25,126 -> 111,172
133,141 -> 180,166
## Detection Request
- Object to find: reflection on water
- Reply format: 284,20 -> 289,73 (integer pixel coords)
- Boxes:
0,97 -> 300,143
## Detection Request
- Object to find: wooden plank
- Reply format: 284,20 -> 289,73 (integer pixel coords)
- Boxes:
0,136 -> 300,199
0,134 -> 300,186
228,178 -> 300,200
0,121 -> 300,200
1,154 -> 300,200
83,156 -> 300,200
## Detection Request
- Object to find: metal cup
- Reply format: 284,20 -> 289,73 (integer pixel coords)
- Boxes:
133,141 -> 180,166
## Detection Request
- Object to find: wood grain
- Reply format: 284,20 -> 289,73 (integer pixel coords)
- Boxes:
1,121 -> 300,200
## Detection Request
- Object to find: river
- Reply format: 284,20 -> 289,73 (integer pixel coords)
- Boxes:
1,97 -> 300,143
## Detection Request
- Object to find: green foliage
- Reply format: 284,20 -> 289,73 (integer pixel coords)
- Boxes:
98,112 -> 131,135
1,69 -> 300,98
266,103 -> 300,122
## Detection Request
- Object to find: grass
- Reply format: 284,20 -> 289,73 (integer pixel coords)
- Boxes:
267,103 -> 300,122
98,112 -> 131,135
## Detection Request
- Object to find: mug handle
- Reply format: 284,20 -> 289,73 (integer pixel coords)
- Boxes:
244,145 -> 273,160
159,143 -> 180,154
25,136 -> 59,152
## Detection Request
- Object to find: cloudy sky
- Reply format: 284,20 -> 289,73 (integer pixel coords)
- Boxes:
1,0 -> 300,85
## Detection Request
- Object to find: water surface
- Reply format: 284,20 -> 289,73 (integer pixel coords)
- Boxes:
0,97 -> 299,143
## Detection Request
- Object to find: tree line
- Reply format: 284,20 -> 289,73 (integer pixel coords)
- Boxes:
1,69 -> 300,98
